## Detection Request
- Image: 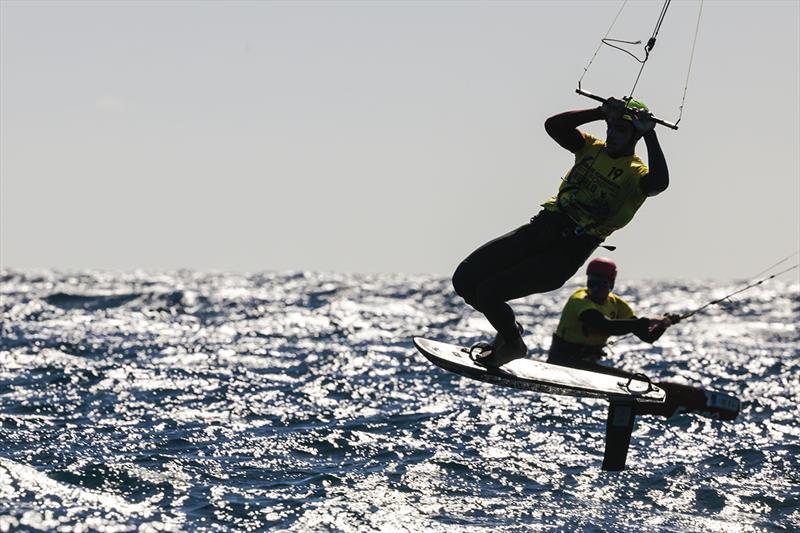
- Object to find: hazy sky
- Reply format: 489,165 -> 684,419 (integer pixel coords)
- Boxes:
2,0 -> 798,281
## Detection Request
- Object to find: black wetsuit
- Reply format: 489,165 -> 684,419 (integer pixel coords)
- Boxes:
452,209 -> 601,341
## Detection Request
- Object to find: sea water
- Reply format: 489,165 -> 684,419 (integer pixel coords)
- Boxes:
1,270 -> 798,532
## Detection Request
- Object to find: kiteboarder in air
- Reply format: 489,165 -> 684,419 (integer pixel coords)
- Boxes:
548,257 -> 739,420
452,97 -> 668,367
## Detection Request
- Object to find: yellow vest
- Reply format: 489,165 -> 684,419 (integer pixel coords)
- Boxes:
555,288 -> 635,347
542,133 -> 649,239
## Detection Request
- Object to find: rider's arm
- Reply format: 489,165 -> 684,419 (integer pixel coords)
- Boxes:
544,107 -> 604,153
579,309 -> 648,336
639,130 -> 669,196
580,309 -> 671,344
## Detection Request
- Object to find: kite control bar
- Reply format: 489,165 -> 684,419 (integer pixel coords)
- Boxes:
576,88 -> 680,130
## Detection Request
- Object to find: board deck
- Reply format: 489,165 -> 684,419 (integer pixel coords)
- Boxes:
414,337 -> 665,403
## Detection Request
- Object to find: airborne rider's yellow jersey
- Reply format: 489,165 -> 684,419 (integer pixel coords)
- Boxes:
554,288 -> 636,347
542,133 -> 649,239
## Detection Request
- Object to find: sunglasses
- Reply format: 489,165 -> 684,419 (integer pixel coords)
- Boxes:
587,277 -> 611,288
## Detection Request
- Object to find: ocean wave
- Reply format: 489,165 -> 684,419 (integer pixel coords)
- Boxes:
0,270 -> 798,531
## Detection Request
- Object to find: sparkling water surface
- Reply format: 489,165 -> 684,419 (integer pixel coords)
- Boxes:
1,270 -> 798,532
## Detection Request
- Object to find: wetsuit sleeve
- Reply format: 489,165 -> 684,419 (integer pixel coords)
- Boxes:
633,321 -> 667,344
544,108 -> 603,153
579,309 -> 649,336
639,130 -> 669,196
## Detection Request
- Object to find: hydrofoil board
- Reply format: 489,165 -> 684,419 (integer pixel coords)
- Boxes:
414,337 -> 665,403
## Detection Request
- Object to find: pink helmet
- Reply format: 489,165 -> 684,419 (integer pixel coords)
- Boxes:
586,257 -> 617,285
